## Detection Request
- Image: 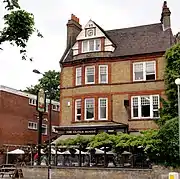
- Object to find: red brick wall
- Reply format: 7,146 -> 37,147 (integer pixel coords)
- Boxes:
0,91 -> 59,147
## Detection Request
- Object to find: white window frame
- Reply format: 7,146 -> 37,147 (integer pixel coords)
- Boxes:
29,98 -> 36,106
82,39 -> 101,53
98,98 -> 108,120
131,95 -> 160,119
75,99 -> 81,121
76,67 -> 82,86
28,121 -> 37,130
85,98 -> 95,120
133,61 -> 156,81
42,124 -> 47,135
99,65 -> 108,84
52,104 -> 60,111
85,66 -> 95,84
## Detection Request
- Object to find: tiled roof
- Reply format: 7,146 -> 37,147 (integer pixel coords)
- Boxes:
106,23 -> 174,57
60,23 -> 174,63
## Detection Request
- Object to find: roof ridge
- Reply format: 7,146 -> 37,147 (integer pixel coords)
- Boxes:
106,23 -> 162,32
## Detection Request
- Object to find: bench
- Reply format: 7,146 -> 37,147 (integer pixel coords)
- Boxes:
0,164 -> 16,178
0,171 -> 15,178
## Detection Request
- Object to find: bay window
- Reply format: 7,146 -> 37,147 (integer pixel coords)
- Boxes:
98,98 -> 108,120
75,99 -> 81,121
131,95 -> 159,119
99,65 -> 108,83
85,98 -> 95,120
85,66 -> 95,84
133,61 -> 156,81
76,67 -> 82,86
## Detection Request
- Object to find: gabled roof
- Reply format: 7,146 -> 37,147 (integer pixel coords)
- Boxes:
60,23 -> 174,64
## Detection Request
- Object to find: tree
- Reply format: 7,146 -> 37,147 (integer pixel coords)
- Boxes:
157,43 -> 180,126
158,117 -> 179,166
24,70 -> 60,101
1,0 -> 42,60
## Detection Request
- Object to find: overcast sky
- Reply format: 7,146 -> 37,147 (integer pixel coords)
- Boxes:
0,0 -> 179,90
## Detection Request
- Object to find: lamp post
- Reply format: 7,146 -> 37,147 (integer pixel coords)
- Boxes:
175,78 -> 180,159
33,69 -> 52,179
36,88 -> 46,165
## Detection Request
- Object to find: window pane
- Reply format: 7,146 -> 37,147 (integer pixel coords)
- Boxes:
133,97 -> 138,106
152,96 -> 159,105
100,107 -> 106,118
141,97 -> 150,117
86,99 -> 94,119
134,63 -> 143,80
95,39 -> 101,51
76,68 -> 82,85
133,107 -> 138,117
77,77 -> 81,85
153,96 -> 159,118
87,75 -> 94,82
89,40 -> 94,51
87,67 -> 94,75
86,67 -> 95,83
135,72 -> 143,80
153,111 -> 159,117
134,63 -> 143,72
132,97 -> 138,117
100,99 -> 107,119
83,41 -> 88,52
76,68 -> 81,76
146,74 -> 155,80
146,62 -> 155,80
146,62 -> 155,73
100,74 -> 107,83
99,66 -> 107,83
76,100 -> 81,121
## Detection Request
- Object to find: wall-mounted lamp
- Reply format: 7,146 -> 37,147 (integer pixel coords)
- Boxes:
67,101 -> 70,107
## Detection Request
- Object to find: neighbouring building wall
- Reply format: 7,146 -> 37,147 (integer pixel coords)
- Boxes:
0,90 -> 59,147
60,54 -> 165,130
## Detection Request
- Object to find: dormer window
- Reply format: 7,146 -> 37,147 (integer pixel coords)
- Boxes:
82,39 -> 101,53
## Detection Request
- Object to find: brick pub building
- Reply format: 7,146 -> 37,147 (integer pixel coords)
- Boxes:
0,85 -> 60,148
59,2 -> 175,133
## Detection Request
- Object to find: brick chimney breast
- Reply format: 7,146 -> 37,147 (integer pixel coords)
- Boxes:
160,1 -> 171,31
66,14 -> 82,48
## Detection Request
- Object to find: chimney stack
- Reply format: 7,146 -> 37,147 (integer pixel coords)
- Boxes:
175,32 -> 180,44
66,14 -> 82,48
160,1 -> 171,31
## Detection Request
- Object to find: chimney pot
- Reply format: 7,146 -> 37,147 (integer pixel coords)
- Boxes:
163,1 -> 167,8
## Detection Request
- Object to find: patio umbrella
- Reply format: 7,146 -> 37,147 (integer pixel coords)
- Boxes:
60,149 -> 87,155
7,149 -> 25,154
51,148 -> 61,154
